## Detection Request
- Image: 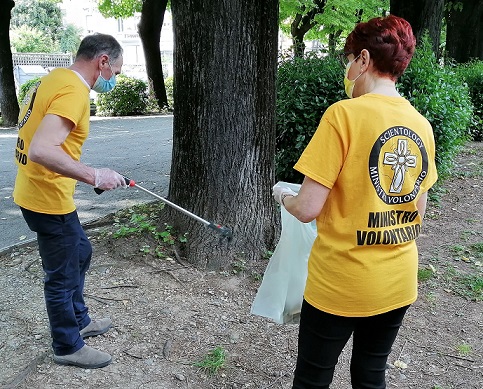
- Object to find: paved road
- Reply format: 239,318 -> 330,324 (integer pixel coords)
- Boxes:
0,115 -> 173,252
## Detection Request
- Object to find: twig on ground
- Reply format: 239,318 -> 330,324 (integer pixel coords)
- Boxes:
172,247 -> 188,267
260,367 -> 294,389
397,339 -> 408,361
84,293 -> 128,304
123,349 -> 143,360
100,284 -> 140,289
24,258 -> 39,272
442,353 -> 475,363
3,351 -> 48,388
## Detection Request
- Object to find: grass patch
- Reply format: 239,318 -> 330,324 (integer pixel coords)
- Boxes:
418,268 -> 434,282
456,342 -> 472,356
452,273 -> 483,301
194,346 -> 226,375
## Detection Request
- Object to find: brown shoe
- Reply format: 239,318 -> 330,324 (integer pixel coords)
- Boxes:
80,318 -> 112,338
53,345 -> 112,369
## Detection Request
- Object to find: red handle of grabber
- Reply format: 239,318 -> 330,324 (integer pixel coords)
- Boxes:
94,176 -> 135,194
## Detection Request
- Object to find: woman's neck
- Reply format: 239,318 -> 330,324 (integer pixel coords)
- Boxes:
367,76 -> 400,97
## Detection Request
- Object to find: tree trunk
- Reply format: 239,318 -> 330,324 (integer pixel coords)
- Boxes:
0,0 -> 19,126
137,0 -> 168,109
170,0 -> 279,269
445,0 -> 483,62
390,0 -> 444,57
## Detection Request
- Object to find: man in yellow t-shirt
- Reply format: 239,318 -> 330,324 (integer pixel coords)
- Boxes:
13,33 -> 126,369
273,16 -> 437,389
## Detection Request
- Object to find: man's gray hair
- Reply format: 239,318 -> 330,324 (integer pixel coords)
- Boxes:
75,33 -> 123,62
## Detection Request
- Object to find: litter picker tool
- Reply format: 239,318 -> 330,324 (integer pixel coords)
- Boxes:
95,177 -> 233,243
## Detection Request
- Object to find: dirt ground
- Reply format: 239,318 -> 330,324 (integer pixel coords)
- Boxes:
1,142 -> 482,389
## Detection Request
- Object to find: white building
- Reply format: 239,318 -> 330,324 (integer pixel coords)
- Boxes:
59,0 -> 174,78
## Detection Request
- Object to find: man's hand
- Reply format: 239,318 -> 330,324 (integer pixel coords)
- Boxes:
94,168 -> 127,190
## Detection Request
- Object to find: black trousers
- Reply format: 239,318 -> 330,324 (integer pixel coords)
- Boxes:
293,300 -> 409,389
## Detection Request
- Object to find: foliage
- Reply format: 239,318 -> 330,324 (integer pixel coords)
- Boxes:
97,0 -> 143,18
275,53 -> 345,182
454,60 -> 483,141
398,34 -> 474,180
10,26 -> 56,53
145,76 -> 173,114
279,0 -> 389,51
11,0 -> 63,37
10,0 -> 81,54
164,76 -> 174,108
17,77 -> 41,105
194,346 -> 226,375
58,24 -> 83,55
96,75 -> 148,116
97,0 -> 170,18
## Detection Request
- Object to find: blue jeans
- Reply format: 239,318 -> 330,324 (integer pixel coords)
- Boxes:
293,300 -> 409,389
21,208 -> 92,356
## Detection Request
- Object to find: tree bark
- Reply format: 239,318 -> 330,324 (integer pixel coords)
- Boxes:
170,0 -> 279,268
390,0 -> 444,57
0,0 -> 20,126
445,0 -> 483,62
137,0 -> 168,109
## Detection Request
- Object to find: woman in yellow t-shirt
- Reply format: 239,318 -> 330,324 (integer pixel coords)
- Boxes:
273,15 -> 437,388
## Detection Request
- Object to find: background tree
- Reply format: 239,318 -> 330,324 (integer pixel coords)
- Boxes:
10,0 -> 81,54
170,0 -> 280,268
58,24 -> 83,55
98,0 -> 169,109
10,26 -> 56,53
0,0 -> 19,126
279,0 -> 389,57
390,0 -> 444,57
445,0 -> 483,62
11,0 -> 63,40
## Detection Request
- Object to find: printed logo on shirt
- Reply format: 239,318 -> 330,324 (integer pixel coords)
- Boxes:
368,126 -> 429,205
15,81 -> 41,166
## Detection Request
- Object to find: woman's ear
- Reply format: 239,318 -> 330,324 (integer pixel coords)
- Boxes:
360,49 -> 371,70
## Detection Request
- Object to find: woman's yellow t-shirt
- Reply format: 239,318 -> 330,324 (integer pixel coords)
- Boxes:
294,94 -> 438,317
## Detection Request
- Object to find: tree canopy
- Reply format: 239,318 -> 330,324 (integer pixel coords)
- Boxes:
279,0 -> 389,55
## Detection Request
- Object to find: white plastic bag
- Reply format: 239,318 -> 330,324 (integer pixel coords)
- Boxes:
251,182 -> 317,324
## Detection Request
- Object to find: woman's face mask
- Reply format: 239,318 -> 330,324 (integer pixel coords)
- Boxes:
343,54 -> 362,98
92,61 -> 116,93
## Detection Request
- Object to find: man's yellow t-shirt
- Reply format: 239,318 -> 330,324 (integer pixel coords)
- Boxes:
13,68 -> 90,214
294,94 -> 438,317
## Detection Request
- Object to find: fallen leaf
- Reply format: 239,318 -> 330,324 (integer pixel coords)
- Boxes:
394,360 -> 408,369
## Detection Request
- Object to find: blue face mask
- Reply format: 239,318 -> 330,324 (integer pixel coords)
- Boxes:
92,62 -> 116,93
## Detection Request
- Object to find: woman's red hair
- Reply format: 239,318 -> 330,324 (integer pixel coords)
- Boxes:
344,15 -> 416,80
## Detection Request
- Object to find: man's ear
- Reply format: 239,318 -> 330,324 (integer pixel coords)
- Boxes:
97,54 -> 109,67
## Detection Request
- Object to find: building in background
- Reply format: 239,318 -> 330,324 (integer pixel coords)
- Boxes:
59,0 -> 174,79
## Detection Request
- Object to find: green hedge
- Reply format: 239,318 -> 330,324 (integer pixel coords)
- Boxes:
96,74 -> 148,116
455,60 -> 483,141
275,54 -> 345,183
398,35 -> 473,180
275,36 -> 474,183
17,77 -> 41,105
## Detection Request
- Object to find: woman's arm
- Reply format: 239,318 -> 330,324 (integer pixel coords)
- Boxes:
282,176 -> 330,223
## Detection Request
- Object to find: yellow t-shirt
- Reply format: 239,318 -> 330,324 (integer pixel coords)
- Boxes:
13,68 -> 90,214
294,94 -> 438,317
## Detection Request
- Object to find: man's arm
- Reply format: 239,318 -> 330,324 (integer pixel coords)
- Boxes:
29,114 -> 97,185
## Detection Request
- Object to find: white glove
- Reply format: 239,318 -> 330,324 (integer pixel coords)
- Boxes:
272,184 -> 297,206
94,168 -> 127,190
